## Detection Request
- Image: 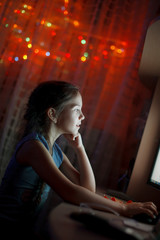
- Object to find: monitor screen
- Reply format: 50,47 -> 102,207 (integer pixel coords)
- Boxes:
148,144 -> 160,190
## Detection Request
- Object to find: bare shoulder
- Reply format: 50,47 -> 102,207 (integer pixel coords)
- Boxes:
16,140 -> 76,199
16,139 -> 49,165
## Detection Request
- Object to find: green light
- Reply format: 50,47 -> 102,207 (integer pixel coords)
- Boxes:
5,24 -> 9,28
25,37 -> 30,42
56,57 -> 61,61
84,52 -> 88,57
47,22 -> 52,27
23,4 -> 27,8
81,39 -> 86,44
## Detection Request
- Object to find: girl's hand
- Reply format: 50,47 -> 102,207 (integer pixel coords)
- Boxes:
64,133 -> 83,149
123,201 -> 158,218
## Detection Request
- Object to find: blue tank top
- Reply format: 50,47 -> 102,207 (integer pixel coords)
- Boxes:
0,132 -> 63,223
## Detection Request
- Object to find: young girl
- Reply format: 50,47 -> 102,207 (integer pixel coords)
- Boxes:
0,81 -> 157,238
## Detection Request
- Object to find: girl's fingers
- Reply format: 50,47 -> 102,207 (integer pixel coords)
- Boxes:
144,202 -> 158,215
125,201 -> 158,218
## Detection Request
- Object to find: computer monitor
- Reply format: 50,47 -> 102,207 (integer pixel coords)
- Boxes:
127,18 -> 160,209
148,143 -> 160,190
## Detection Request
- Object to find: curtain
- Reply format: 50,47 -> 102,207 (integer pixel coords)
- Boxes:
0,0 -> 159,191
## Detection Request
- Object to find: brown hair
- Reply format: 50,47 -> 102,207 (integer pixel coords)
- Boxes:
23,80 -> 79,136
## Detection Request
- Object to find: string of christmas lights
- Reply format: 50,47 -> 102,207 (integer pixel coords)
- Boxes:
0,1 -> 126,67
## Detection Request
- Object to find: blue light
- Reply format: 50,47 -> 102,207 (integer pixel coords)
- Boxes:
61,6 -> 65,11
14,57 -> 19,61
46,51 -> 50,56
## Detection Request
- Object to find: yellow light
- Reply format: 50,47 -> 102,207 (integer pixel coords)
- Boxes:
23,55 -> 27,60
110,45 -> 115,50
64,0 -> 69,3
34,49 -> 39,54
117,48 -> 123,54
73,20 -> 79,27
41,20 -> 45,25
64,10 -> 68,15
13,24 -> 18,28
28,6 -> 32,10
27,43 -> 32,48
81,56 -> 86,62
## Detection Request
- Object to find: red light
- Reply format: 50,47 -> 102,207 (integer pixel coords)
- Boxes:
14,9 -> 21,14
78,35 -> 83,40
18,38 -> 22,42
93,56 -> 99,61
102,50 -> 108,55
64,10 -> 68,15
122,41 -> 127,46
51,31 -> 56,36
65,53 -> 71,58
8,57 -> 12,61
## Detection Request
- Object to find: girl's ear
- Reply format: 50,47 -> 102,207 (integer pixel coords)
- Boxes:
47,108 -> 57,123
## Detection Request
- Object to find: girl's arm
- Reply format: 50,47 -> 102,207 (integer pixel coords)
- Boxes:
61,133 -> 96,192
17,140 -> 158,218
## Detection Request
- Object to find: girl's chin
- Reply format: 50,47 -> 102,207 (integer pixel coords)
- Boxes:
71,129 -> 79,135
64,130 -> 78,136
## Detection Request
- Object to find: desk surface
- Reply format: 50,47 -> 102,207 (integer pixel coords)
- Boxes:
48,202 -> 156,240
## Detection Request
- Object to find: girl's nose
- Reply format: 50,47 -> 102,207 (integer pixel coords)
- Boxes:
80,112 -> 85,120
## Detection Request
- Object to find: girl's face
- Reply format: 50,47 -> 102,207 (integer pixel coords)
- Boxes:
56,92 -> 85,136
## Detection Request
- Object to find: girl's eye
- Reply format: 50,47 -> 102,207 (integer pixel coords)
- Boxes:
74,108 -> 80,113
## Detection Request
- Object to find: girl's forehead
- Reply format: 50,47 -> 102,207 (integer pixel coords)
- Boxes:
67,92 -> 82,106
61,93 -> 82,111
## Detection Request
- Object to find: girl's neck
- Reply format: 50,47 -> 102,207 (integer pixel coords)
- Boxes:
44,125 -> 61,154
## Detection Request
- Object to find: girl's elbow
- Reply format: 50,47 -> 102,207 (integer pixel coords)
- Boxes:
57,183 -> 79,204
